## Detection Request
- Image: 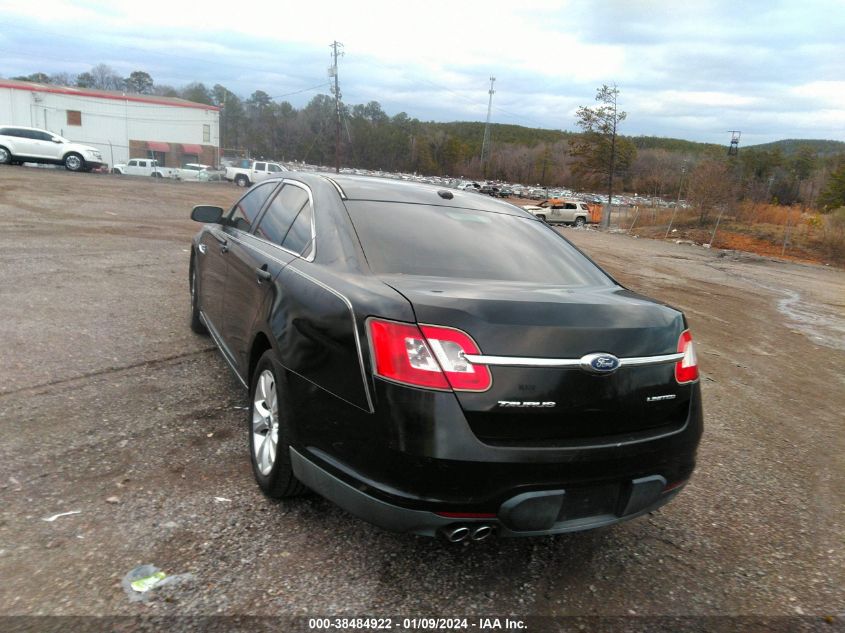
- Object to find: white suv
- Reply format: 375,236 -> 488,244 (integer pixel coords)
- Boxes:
0,126 -> 105,171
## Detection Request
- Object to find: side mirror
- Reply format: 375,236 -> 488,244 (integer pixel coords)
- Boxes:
191,205 -> 223,223
52,137 -> 63,143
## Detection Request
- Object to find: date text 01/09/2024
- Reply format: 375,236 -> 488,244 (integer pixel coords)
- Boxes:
307,617 -> 527,630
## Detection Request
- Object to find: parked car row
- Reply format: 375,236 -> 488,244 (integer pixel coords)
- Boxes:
112,159 -> 224,182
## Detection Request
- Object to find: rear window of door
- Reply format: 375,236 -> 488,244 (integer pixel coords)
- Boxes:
346,202 -> 611,286
228,181 -> 276,232
253,183 -> 314,257
254,162 -> 267,171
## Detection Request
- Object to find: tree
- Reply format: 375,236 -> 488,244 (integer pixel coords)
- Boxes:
76,72 -> 95,88
49,72 -> 76,87
570,84 -> 632,225
12,72 -> 51,83
88,64 -> 124,90
686,160 -> 734,224
818,161 -> 845,211
180,82 -> 213,105
124,71 -> 154,94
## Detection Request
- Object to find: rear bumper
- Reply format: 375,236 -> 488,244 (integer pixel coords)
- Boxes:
290,447 -> 684,538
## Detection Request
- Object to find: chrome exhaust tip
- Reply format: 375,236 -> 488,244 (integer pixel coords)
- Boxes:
471,525 -> 494,541
442,525 -> 470,543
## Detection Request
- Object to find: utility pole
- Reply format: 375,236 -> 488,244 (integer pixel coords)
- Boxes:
329,40 -> 344,174
480,76 -> 495,177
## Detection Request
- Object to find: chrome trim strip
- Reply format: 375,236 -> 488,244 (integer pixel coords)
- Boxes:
285,265 -> 375,414
618,353 -> 685,367
322,175 -> 347,199
464,352 -> 684,368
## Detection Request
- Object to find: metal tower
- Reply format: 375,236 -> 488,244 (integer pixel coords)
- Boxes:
728,130 -> 741,156
480,76 -> 496,174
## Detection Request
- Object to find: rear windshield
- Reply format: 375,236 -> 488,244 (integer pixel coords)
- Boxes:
346,201 -> 611,286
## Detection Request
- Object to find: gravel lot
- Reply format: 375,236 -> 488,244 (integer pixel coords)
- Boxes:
0,167 -> 843,628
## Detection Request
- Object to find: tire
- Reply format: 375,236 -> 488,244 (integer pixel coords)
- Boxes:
112,168 -> 122,175
235,175 -> 249,188
574,216 -> 586,228
151,172 -> 162,178
63,153 -> 84,171
0,146 -> 11,165
248,351 -> 307,498
189,261 -> 207,335
536,214 -> 546,222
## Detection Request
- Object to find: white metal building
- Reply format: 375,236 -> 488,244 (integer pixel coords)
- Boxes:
0,79 -> 220,168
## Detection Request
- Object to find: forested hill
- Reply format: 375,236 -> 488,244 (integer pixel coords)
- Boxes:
744,139 -> 845,156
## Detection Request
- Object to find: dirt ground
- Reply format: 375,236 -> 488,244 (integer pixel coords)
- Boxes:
0,167 -> 843,628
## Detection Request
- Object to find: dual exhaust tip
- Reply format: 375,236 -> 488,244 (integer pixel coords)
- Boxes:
441,524 -> 495,543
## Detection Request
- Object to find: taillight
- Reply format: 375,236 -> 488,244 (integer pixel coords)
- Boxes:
675,330 -> 699,384
367,319 -> 492,392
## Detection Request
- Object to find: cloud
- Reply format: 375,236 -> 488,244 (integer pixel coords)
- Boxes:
1,0 -> 843,143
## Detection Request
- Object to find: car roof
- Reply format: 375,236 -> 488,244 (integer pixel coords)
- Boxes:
0,125 -> 49,132
327,174 -> 534,218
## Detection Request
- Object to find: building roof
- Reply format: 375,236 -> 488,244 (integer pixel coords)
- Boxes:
0,78 -> 219,111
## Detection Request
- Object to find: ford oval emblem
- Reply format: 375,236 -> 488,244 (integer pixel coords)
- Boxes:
580,353 -> 621,374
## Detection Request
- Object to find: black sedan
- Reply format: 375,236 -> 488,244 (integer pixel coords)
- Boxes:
189,173 -> 703,541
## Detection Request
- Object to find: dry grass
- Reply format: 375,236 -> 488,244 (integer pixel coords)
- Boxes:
621,202 -> 845,266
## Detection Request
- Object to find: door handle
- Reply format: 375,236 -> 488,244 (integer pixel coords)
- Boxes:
256,266 -> 272,284
198,244 -> 207,254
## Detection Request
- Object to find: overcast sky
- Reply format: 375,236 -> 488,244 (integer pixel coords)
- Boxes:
1,0 -> 843,145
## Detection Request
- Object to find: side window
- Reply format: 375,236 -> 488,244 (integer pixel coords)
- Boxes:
282,203 -> 314,258
565,203 -> 577,209
229,182 -> 276,232
254,162 -> 267,171
253,184 -> 310,250
139,160 -> 147,168
34,131 -> 53,141
268,164 -> 282,173
128,160 -> 137,167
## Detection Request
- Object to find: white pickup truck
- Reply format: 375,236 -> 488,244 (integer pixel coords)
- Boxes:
112,158 -> 174,178
225,160 -> 287,187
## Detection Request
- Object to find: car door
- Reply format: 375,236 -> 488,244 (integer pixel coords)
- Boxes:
197,181 -> 278,360
30,130 -> 58,159
222,180 -> 314,372
206,181 -> 280,367
8,129 -> 38,158
251,162 -> 268,183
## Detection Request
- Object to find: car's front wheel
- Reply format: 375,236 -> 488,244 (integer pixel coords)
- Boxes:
235,175 -> 249,187
536,214 -> 546,222
249,352 -> 306,498
574,216 -> 586,228
64,153 -> 84,171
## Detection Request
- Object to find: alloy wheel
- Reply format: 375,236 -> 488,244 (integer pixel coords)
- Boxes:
252,370 -> 279,476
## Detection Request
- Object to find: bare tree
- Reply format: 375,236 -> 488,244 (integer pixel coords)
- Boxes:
686,160 -> 734,225
570,84 -> 633,225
